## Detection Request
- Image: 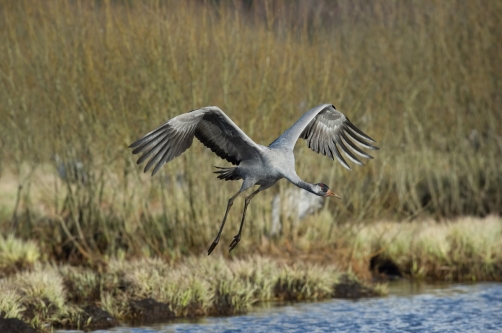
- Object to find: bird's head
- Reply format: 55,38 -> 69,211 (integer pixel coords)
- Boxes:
315,183 -> 341,198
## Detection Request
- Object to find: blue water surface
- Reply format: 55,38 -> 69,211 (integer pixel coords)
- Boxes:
62,282 -> 502,333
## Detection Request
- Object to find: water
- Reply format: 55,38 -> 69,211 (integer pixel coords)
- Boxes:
62,282 -> 502,333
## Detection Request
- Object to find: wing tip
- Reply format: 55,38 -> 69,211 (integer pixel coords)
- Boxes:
129,138 -> 142,149
151,168 -> 160,177
341,162 -> 352,170
346,120 -> 377,143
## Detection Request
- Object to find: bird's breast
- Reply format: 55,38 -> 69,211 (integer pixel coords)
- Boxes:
261,149 -> 294,178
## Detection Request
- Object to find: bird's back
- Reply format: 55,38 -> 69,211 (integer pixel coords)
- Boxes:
236,146 -> 295,187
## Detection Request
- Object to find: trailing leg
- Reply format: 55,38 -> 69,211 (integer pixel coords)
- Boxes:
207,190 -> 242,255
229,189 -> 261,252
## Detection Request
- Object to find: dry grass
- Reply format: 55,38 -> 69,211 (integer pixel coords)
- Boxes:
354,215 -> 502,281
0,234 -> 40,275
0,264 -> 82,329
1,216 -> 501,330
1,4 -> 500,330
0,0 -> 500,268
0,255 -> 382,331
102,256 -> 344,317
1,217 -> 500,330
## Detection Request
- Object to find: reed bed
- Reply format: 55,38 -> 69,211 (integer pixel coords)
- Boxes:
0,0 -> 500,264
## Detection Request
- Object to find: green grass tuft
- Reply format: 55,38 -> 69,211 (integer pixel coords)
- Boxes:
0,234 -> 40,275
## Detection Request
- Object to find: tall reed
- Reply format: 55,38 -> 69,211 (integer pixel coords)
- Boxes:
0,0 -> 500,260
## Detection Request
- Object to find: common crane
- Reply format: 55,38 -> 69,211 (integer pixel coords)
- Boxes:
129,104 -> 378,254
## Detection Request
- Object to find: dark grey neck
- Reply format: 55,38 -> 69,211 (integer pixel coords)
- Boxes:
283,172 -> 319,195
291,178 -> 317,195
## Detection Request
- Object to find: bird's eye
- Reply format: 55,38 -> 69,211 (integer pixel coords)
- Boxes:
317,183 -> 329,192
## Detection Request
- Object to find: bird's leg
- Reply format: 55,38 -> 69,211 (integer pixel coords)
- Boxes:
207,190 -> 242,255
229,189 -> 261,253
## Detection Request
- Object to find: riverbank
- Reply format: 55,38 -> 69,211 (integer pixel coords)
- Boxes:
1,215 -> 501,331
51,282 -> 502,333
0,256 -> 385,331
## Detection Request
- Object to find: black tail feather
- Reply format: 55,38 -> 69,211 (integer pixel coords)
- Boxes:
213,166 -> 241,181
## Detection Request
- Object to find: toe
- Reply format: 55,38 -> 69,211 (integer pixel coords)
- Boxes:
228,236 -> 240,252
207,241 -> 219,255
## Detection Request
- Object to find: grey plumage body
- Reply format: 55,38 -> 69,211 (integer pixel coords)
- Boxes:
129,104 -> 378,254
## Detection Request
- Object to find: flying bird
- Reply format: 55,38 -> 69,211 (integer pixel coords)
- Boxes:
129,104 -> 378,255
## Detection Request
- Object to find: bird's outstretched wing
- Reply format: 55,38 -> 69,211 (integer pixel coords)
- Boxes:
269,104 -> 379,169
129,106 -> 262,175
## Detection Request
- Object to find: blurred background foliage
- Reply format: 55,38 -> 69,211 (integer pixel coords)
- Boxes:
0,0 -> 500,261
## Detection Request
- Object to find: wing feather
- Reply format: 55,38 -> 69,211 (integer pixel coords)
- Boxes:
129,106 -> 262,176
329,138 -> 350,170
269,104 -> 378,169
340,132 -> 374,159
344,126 -> 379,150
136,134 -> 169,165
335,134 -> 364,166
151,146 -> 173,175
346,120 -> 376,142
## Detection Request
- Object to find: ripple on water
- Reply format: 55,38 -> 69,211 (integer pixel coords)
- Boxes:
64,283 -> 502,333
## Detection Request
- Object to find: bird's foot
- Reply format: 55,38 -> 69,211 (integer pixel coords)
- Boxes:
207,238 -> 219,255
228,235 -> 241,253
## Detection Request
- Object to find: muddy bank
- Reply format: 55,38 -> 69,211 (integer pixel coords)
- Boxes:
0,318 -> 36,333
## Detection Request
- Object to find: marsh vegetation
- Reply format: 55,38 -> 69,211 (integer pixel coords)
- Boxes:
0,254 -> 385,330
0,0 -> 501,331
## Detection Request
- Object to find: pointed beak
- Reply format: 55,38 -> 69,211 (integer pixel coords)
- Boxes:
326,190 -> 342,199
